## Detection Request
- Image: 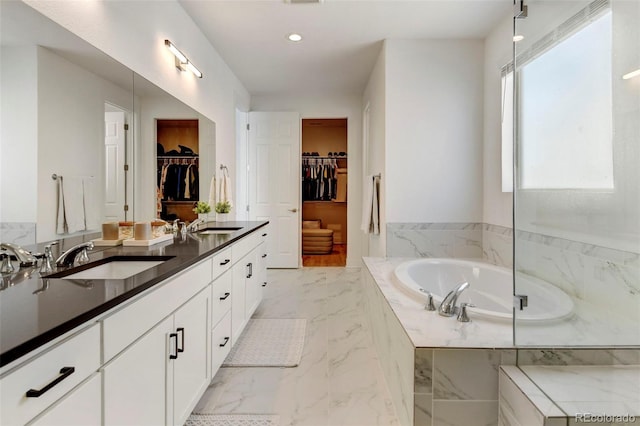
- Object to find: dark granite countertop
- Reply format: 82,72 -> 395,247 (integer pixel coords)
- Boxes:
0,221 -> 268,368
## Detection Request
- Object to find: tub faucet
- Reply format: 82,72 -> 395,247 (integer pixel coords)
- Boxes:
56,242 -> 94,268
0,243 -> 37,268
438,281 -> 469,317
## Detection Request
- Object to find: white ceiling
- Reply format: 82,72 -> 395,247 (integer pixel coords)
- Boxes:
179,0 -> 512,97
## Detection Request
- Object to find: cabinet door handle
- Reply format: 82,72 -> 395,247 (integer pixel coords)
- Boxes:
26,367 -> 75,398
169,333 -> 179,359
220,259 -> 231,266
262,233 -> 267,237
246,262 -> 252,278
219,337 -> 230,347
262,253 -> 267,258
177,327 -> 185,353
219,292 -> 230,300
262,282 -> 267,287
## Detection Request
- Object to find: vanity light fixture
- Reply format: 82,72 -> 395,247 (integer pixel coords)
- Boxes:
287,33 -> 303,42
622,68 -> 640,80
164,39 -> 203,78
513,34 -> 525,42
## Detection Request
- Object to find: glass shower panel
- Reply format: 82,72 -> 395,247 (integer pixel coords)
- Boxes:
513,0 -> 640,346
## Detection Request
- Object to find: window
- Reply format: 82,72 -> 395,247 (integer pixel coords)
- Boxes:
502,8 -> 613,191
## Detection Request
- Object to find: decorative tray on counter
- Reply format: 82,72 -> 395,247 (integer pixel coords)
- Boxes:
122,234 -> 174,246
91,238 -> 128,247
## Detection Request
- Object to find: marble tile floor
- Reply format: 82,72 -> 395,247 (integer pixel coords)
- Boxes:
193,267 -> 400,426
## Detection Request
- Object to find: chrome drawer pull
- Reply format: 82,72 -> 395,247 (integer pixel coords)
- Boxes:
26,367 -> 75,398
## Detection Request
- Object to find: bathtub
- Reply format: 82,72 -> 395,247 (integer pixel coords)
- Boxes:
393,259 -> 574,323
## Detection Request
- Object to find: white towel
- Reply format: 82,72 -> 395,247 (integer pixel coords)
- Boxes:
361,175 -> 374,233
361,175 -> 380,235
83,177 -> 99,231
56,177 -> 66,234
63,176 -> 86,234
208,176 -> 216,210
218,171 -> 233,207
372,176 -> 380,235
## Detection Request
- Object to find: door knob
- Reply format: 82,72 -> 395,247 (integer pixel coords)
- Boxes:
288,208 -> 298,213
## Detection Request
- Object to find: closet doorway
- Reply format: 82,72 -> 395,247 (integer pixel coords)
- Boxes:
301,118 -> 347,267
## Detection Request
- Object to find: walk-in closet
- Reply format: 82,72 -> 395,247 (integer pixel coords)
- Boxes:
301,118 -> 347,267
156,119 -> 200,222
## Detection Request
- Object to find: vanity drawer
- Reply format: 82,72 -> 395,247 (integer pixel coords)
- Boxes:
211,269 -> 232,328
212,247 -> 233,279
211,311 -> 232,374
102,258 -> 212,362
0,324 -> 100,426
232,231 -> 262,261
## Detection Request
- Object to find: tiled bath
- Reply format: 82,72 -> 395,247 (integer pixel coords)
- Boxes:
363,256 -> 640,426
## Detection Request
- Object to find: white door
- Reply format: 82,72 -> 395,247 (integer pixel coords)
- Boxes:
248,112 -> 300,268
104,110 -> 126,221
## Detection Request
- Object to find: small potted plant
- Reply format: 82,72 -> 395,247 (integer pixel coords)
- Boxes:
215,200 -> 232,222
192,201 -> 211,221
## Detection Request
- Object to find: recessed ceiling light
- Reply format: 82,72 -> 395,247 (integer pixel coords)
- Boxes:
513,35 -> 525,42
287,33 -> 303,42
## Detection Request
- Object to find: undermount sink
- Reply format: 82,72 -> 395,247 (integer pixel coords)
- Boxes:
48,256 -> 174,280
198,227 -> 242,235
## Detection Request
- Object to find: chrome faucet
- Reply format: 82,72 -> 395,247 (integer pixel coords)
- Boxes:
40,242 -> 58,274
0,243 -> 37,267
438,282 -> 469,317
56,242 -> 94,268
187,218 -> 205,232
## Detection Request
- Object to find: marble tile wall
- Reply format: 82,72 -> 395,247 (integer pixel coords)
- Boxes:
391,222 -> 640,344
0,222 -> 36,246
362,268 -> 416,426
386,223 -> 483,259
415,348 -> 516,426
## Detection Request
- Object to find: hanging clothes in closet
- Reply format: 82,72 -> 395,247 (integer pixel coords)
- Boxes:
157,158 -> 199,201
302,157 -> 338,201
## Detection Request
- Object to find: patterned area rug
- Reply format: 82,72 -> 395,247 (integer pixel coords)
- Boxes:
185,414 -> 280,426
222,319 -> 306,367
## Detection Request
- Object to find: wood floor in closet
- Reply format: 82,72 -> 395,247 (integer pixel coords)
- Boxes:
302,244 -> 346,267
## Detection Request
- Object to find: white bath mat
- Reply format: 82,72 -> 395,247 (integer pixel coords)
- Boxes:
222,319 -> 306,367
185,414 -> 280,426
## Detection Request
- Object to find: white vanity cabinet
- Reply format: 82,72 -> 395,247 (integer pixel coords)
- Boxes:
231,230 -> 268,344
102,260 -> 212,426
102,290 -> 210,426
0,323 -> 101,426
29,373 -> 101,426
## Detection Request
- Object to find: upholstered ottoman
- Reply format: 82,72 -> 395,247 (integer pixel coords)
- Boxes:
302,220 -> 334,254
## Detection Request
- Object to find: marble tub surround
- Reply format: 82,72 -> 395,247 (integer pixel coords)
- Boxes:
363,257 -> 640,426
482,224 -> 513,268
500,365 -> 640,426
364,257 -> 512,348
398,222 -> 640,335
386,223 -> 483,259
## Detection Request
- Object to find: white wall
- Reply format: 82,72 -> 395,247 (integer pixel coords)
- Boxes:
362,45 -> 387,258
250,93 -> 364,267
37,47 -> 134,242
0,46 -> 38,223
482,15 -> 512,228
384,39 -> 485,224
25,0 -> 250,211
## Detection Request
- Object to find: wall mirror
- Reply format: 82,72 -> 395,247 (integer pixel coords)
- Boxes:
0,1 -> 215,245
